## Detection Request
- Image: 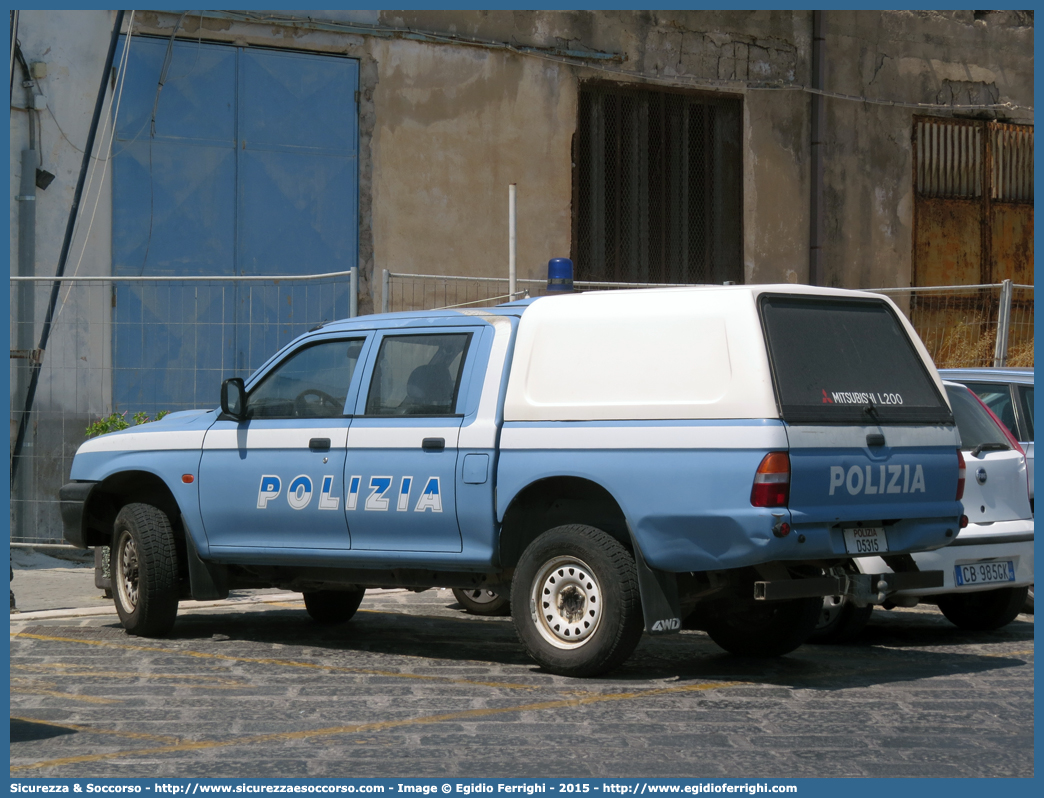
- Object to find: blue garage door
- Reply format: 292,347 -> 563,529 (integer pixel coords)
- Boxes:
111,37 -> 358,414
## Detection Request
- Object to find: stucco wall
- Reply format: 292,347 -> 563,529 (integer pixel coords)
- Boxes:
381,10 -> 815,287
821,10 -> 1033,288
14,10 -> 1031,303
369,38 -> 575,283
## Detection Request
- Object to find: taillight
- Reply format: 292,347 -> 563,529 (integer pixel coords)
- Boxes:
751,452 -> 790,507
956,449 -> 966,501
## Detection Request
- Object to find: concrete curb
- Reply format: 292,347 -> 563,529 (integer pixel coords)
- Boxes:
9,592 -> 302,622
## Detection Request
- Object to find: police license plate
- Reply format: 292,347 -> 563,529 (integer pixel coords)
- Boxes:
954,560 -> 1016,587
843,526 -> 888,555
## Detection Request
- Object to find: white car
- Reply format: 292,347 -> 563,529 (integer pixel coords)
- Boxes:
940,367 -> 1034,512
814,381 -> 1033,641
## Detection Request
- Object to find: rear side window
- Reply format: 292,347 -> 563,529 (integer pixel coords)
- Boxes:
961,382 -> 1017,435
945,384 -> 1010,452
365,333 -> 471,416
759,295 -> 952,425
1018,385 -> 1034,440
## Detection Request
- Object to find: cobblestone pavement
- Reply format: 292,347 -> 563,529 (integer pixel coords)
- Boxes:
9,589 -> 1033,779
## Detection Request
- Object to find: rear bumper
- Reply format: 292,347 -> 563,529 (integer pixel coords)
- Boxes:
858,518 -> 1034,597
58,481 -> 97,549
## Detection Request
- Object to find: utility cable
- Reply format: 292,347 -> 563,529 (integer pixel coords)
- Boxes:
198,10 -> 1033,115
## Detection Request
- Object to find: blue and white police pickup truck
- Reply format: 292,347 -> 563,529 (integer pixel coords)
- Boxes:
60,285 -> 966,676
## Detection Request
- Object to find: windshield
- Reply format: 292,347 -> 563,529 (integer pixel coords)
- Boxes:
759,295 -> 953,425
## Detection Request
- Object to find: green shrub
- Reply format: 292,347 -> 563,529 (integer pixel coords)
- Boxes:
85,409 -> 170,439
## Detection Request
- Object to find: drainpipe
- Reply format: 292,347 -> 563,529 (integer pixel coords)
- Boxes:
12,35 -> 37,539
9,10 -> 19,102
13,149 -> 37,540
809,10 -> 825,286
10,9 -> 125,490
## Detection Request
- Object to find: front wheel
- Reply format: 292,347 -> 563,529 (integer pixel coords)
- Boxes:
703,596 -> 822,657
303,588 -> 366,625
452,588 -> 511,617
111,503 -> 180,637
937,586 -> 1029,631
512,525 -> 643,677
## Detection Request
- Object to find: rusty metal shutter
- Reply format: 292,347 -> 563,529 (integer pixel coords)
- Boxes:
913,117 -> 1033,286
911,117 -> 1033,367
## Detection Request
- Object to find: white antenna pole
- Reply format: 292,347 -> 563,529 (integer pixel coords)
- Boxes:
508,183 -> 517,300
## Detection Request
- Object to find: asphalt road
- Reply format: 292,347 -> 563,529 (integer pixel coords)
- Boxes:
9,589 -> 1034,779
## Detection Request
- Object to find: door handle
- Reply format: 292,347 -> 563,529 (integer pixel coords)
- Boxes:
309,437 -> 331,451
422,437 -> 445,452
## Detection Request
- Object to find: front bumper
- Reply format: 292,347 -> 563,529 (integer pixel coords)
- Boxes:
58,481 -> 97,549
857,518 -> 1034,597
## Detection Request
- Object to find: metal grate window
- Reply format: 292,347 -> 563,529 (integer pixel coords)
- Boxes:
992,123 -> 1034,203
573,83 -> 743,285
915,117 -> 1033,203
915,118 -> 983,199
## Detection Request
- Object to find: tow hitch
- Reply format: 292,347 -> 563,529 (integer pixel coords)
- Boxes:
754,570 -> 944,603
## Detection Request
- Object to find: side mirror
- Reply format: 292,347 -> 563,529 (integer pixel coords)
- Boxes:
220,378 -> 247,421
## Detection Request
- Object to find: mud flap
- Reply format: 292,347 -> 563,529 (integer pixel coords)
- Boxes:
184,528 -> 229,601
632,541 -> 683,634
93,546 -> 111,591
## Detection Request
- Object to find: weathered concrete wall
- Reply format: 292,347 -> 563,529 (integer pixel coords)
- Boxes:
382,10 -> 814,286
17,10 -> 1031,302
10,9 -> 118,419
821,10 -> 1034,288
369,38 -> 575,284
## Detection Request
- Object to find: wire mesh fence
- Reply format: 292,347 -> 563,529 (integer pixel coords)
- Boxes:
867,282 -> 1033,369
9,271 -> 1032,545
381,270 -> 694,313
9,272 -> 354,544
383,272 -> 1033,372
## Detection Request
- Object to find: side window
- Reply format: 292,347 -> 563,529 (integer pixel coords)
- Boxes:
248,339 -> 365,419
963,382 -> 1017,436
1018,385 -> 1034,441
945,385 -> 1010,452
365,333 -> 471,416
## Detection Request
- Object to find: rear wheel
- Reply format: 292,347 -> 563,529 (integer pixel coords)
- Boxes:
937,586 -> 1029,631
303,588 -> 366,625
110,503 -> 179,637
512,524 -> 643,677
808,595 -> 874,644
703,596 -> 821,657
452,588 -> 511,616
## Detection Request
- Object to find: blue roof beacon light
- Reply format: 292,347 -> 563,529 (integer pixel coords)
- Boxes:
547,257 -> 574,292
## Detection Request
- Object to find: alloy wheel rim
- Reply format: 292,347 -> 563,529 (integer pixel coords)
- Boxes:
817,595 -> 844,630
462,589 -> 500,605
116,533 -> 140,611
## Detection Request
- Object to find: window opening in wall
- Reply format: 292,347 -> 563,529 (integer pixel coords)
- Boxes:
573,82 -> 743,285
